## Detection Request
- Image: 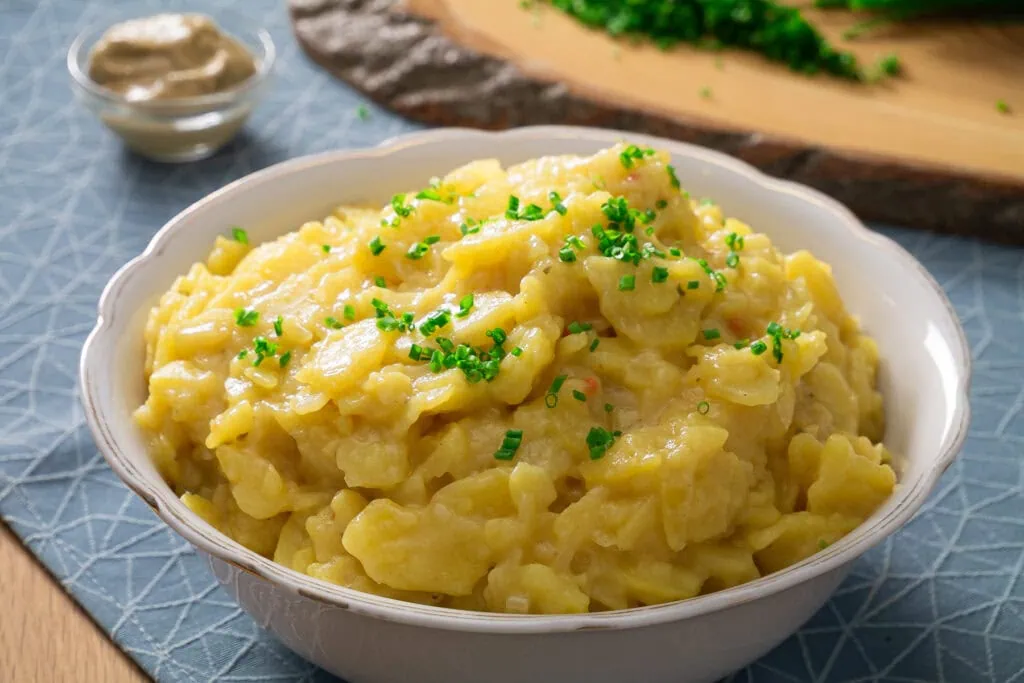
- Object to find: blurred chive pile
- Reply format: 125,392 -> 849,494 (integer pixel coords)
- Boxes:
534,0 -> 1020,81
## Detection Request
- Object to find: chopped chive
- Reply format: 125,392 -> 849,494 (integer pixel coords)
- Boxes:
651,266 -> 669,283
460,218 -> 482,235
568,321 -> 593,334
237,349 -> 248,359
703,328 -> 721,340
511,346 -> 523,357
619,144 -> 656,169
997,99 -> 1012,114
572,389 -> 587,402
726,252 -> 740,268
231,227 -> 249,244
559,246 -> 577,263
750,340 -> 768,355
697,400 -> 710,415
550,375 -> 568,394
273,315 -> 284,337
390,194 -> 413,218
324,316 -> 343,330
494,429 -> 524,461
415,189 -> 444,202
409,343 -> 424,360
586,426 -> 618,460
321,244 -> 331,253
356,104 -> 370,120
368,236 -> 386,255
505,195 -> 521,219
374,276 -> 386,288
687,280 -> 700,290
549,191 -> 568,215
455,293 -> 474,318
406,242 -> 429,260
699,86 -> 712,99
343,305 -> 356,321
734,339 -> 749,349
655,199 -> 668,209
279,351 -> 292,368
234,308 -> 259,327
618,274 -> 636,291
604,403 -> 613,413
818,539 -> 829,550
589,338 -> 600,352
667,165 -> 681,190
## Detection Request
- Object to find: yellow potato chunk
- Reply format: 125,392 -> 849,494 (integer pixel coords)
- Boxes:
343,500 -> 492,595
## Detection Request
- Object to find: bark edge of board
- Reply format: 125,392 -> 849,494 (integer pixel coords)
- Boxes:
288,0 -> 1024,243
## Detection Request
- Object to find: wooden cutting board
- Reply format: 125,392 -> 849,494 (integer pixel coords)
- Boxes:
289,0 -> 1024,242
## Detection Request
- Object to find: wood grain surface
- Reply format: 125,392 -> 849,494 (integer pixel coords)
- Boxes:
289,0 -> 1024,242
0,521 -> 147,683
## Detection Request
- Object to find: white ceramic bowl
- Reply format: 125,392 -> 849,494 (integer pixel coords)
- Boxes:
80,126 -> 971,683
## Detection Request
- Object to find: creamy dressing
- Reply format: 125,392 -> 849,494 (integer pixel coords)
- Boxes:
87,14 -> 256,101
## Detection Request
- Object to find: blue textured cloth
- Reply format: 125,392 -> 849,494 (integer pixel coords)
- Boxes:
2,1 -> 1023,681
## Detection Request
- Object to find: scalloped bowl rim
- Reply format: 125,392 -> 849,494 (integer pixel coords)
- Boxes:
79,125 -> 971,634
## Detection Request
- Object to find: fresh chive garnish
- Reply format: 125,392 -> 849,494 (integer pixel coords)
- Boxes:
687,280 -> 700,290
325,316 -> 343,329
559,246 -> 577,263
415,189 -> 444,202
511,346 -> 523,357
604,403 -> 613,413
750,340 -> 768,355
368,236 -> 386,256
697,400 -> 710,415
996,99 -> 1012,114
589,338 -> 600,352
460,218 -> 482,235
586,426 -> 618,460
234,308 -> 259,327
549,191 -> 568,216
696,258 -> 727,291
273,316 -> 284,337
343,304 -> 356,321
703,328 -> 721,340
356,104 -> 370,120
374,276 -> 387,288
669,247 -> 682,257
567,321 -> 593,334
455,293 -> 474,318
231,227 -> 249,244
391,194 -> 413,218
237,349 -> 248,359
545,374 -> 568,408
734,339 -> 749,349
655,199 -> 668,209
279,351 -> 292,368
619,144 -> 656,169
667,165 -> 681,190
505,195 -> 521,219
651,266 -> 669,283
321,244 -> 331,253
572,389 -> 587,402
494,429 -> 524,461
618,274 -> 636,291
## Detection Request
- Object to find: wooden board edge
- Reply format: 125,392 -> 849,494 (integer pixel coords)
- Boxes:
288,0 -> 1024,243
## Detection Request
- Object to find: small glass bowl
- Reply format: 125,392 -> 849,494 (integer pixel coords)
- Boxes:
67,14 -> 275,163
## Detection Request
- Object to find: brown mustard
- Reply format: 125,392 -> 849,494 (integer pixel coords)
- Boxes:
87,13 -> 256,102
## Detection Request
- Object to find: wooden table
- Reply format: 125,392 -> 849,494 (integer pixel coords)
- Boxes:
0,521 -> 147,683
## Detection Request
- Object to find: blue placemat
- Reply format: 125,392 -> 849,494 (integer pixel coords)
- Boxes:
2,1 -> 1023,681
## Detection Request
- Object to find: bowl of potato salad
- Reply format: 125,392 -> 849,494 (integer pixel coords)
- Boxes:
81,126 -> 970,683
